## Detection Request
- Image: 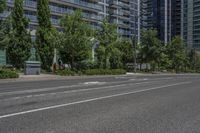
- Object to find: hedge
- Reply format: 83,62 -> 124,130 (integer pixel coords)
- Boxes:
55,69 -> 76,76
0,69 -> 19,79
83,69 -> 126,75
56,69 -> 126,76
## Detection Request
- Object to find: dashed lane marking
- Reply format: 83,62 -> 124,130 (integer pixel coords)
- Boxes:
0,81 -> 191,119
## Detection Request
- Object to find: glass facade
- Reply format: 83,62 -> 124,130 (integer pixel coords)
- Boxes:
108,0 -> 139,38
6,0 -> 104,29
182,0 -> 200,50
171,0 -> 181,37
140,0 -> 181,43
2,0 -> 139,38
193,0 -> 200,49
0,0 -> 140,64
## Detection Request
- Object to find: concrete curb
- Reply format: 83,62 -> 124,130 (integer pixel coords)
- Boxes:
0,74 -> 127,84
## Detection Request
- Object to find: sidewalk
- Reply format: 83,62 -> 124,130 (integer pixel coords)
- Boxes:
0,73 -> 131,83
0,72 -> 198,84
0,74 -> 65,83
19,73 -> 64,80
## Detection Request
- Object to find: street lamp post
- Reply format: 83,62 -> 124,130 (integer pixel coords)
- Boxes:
90,38 -> 99,62
52,48 -> 57,73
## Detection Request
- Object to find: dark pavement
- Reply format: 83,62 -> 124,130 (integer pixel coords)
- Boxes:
0,74 -> 200,133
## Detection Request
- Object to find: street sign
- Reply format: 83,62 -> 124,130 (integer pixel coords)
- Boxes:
0,50 -> 6,66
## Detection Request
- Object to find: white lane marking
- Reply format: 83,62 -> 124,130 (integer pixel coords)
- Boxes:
129,78 -> 148,81
142,77 -> 173,80
115,76 -> 127,79
0,85 -> 81,96
0,79 -> 137,96
83,82 -> 106,85
1,81 -> 157,101
0,83 -> 98,96
129,77 -> 174,81
0,81 -> 191,119
0,77 -> 177,96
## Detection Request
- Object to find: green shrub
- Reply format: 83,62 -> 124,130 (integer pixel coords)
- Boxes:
83,69 -> 126,75
0,69 -> 19,79
55,69 -> 126,76
55,69 -> 76,76
76,71 -> 83,76
77,60 -> 97,70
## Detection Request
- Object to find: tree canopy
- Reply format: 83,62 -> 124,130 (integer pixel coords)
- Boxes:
6,0 -> 32,68
0,0 -> 6,13
139,30 -> 163,70
59,10 -> 93,70
0,0 -> 7,49
167,36 -> 187,72
96,19 -> 119,69
36,0 -> 54,71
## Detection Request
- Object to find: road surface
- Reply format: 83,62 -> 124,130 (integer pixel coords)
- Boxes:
0,74 -> 200,133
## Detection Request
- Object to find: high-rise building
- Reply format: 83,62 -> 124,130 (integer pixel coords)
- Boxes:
108,0 -> 140,38
0,0 -> 140,65
109,0 -> 129,37
4,0 -> 105,33
171,0 -> 181,38
182,0 -> 200,50
1,0 -> 139,38
140,0 -> 181,44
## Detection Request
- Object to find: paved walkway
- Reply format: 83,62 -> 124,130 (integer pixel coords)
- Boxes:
0,74 -> 64,83
0,73 -> 128,83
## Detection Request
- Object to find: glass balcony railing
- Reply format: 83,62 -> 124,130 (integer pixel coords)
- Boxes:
109,0 -> 130,8
57,0 -> 103,11
6,0 -> 103,22
7,0 -> 103,11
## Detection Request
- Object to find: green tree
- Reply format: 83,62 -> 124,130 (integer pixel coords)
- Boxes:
0,0 -> 7,49
114,38 -> 133,68
195,51 -> 200,72
158,46 -> 171,70
109,47 -> 122,69
96,45 -> 106,68
7,0 -> 32,68
0,16 -> 12,49
0,0 -> 6,13
36,0 -> 54,70
167,36 -> 187,72
59,10 -> 92,70
186,49 -> 200,72
188,49 -> 198,71
140,30 -> 162,71
96,19 -> 118,69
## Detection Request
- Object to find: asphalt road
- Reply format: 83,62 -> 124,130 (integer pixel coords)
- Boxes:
0,74 -> 200,133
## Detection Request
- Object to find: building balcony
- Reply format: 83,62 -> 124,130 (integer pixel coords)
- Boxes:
52,0 -> 103,12
7,0 -> 103,13
112,19 -> 130,28
109,0 -> 130,8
